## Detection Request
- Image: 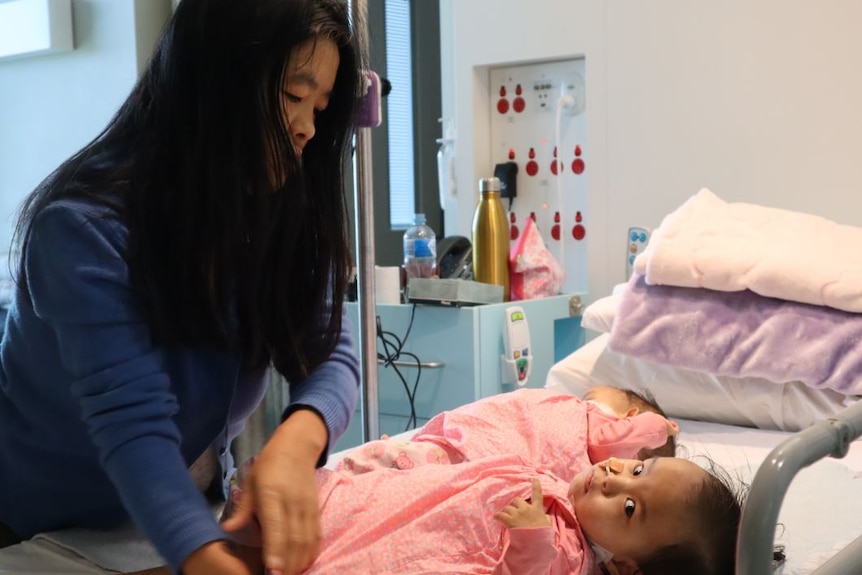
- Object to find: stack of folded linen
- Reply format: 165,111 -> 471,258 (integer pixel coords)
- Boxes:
607,188 -> 862,396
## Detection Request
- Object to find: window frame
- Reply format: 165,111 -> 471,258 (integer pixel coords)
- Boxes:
365,0 -> 443,267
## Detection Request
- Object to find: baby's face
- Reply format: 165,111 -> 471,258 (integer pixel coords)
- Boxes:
568,457 -> 705,564
583,386 -> 634,418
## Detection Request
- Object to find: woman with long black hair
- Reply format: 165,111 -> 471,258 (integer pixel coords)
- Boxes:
0,1 -> 364,573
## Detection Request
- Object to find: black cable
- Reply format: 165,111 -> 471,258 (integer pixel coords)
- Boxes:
377,328 -> 416,429
398,350 -> 422,429
379,333 -> 417,429
375,304 -> 422,431
402,301 -> 417,343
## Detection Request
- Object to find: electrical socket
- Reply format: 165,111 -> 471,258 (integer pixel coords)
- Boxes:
561,72 -> 585,116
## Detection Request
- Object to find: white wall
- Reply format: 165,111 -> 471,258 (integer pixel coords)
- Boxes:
0,0 -> 170,251
441,0 -> 862,302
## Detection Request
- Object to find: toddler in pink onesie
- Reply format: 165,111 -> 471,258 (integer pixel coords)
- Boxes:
220,453 -> 739,575
217,388 -> 740,575
337,385 -> 679,480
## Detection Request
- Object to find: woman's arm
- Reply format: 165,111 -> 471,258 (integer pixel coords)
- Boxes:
27,203 -> 226,572
284,313 -> 361,464
221,314 -> 359,574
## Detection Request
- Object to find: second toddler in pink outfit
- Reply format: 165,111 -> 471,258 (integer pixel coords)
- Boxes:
337,386 -> 679,479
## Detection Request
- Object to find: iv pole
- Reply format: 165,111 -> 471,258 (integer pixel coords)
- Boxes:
348,0 -> 379,443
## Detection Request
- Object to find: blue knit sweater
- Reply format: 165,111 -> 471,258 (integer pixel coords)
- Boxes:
0,199 -> 360,571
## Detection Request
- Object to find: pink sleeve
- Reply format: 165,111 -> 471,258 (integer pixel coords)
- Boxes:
587,411 -> 668,462
494,525 -> 583,575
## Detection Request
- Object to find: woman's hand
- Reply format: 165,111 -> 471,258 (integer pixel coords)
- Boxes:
221,409 -> 327,575
494,478 -> 552,529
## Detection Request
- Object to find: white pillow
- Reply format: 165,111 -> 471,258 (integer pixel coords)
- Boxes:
580,283 -> 626,334
546,333 -> 856,431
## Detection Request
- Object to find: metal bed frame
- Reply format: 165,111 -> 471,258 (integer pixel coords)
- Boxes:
347,0 -> 382,446
737,398 -> 862,575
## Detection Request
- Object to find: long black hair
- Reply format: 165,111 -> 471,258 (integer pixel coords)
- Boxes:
13,0 -> 364,379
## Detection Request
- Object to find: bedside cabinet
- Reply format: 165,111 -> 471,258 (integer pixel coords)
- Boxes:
334,293 -> 586,452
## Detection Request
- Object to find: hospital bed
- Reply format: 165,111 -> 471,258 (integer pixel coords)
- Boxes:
326,323 -> 862,573
330,188 -> 862,574
327,410 -> 862,575
345,329 -> 862,575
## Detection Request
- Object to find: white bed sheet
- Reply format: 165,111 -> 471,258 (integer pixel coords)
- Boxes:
328,417 -> 862,574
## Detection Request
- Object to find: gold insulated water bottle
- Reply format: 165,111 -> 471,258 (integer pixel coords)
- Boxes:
472,177 -> 510,301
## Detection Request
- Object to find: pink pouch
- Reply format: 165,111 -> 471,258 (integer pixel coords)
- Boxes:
508,217 -> 565,301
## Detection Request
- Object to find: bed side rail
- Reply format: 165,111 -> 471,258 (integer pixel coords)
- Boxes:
737,398 -> 862,575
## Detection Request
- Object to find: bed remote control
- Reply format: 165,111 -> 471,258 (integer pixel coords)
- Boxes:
501,306 -> 532,386
626,226 -> 650,279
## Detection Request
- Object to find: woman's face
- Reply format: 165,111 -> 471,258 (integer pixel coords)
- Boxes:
281,37 -> 340,156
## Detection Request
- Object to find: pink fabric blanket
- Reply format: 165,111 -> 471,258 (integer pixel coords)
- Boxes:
633,188 -> 862,312
306,455 -> 590,574
607,274 -> 862,395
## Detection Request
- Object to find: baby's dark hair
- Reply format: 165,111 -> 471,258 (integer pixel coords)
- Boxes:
623,388 -> 677,458
638,461 -> 743,575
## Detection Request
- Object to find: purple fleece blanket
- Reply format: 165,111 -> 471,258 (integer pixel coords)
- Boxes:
607,274 -> 862,395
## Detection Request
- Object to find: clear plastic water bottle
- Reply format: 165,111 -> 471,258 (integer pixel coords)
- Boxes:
403,213 -> 437,280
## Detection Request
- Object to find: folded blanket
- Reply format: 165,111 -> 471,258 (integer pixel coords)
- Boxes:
607,274 -> 862,395
634,188 -> 862,312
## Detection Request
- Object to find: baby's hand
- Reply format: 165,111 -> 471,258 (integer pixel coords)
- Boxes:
493,478 -> 551,529
665,418 -> 680,437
